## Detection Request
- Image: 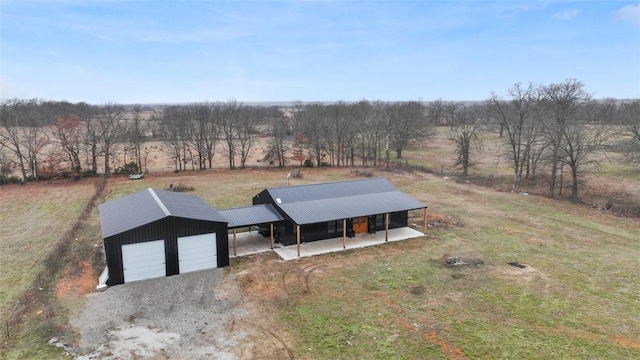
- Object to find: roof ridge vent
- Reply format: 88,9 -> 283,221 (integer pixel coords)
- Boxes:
148,188 -> 171,216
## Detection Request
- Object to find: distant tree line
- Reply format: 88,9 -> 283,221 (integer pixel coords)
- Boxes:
436,80 -> 639,202
1,80 -> 639,203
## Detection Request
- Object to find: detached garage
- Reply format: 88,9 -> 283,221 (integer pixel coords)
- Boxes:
99,188 -> 229,286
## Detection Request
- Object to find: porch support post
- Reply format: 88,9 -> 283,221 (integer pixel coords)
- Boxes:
423,207 -> 428,233
233,229 -> 237,256
296,225 -> 301,257
270,223 -> 274,249
342,219 -> 347,249
385,213 -> 389,242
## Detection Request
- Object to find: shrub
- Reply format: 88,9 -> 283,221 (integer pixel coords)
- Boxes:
114,162 -> 140,175
0,175 -> 23,185
168,183 -> 195,192
352,169 -> 373,178
303,158 -> 315,168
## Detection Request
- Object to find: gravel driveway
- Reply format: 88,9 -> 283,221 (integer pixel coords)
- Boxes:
71,268 -> 246,359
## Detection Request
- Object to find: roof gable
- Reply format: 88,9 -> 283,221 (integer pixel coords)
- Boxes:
99,188 -> 225,238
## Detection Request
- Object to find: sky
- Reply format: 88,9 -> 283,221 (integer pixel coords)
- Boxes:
1,0 -> 639,104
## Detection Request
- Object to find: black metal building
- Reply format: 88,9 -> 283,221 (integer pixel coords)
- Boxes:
99,188 -> 228,285
252,177 -> 427,246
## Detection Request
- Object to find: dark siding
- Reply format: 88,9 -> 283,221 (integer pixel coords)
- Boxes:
281,221 -> 296,246
104,218 -> 170,286
390,211 -> 408,229
252,190 -> 273,205
105,217 -> 228,286
300,222 -> 327,242
215,222 -> 230,267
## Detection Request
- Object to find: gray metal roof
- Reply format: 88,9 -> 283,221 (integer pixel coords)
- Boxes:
266,177 -> 398,203
99,188 -> 226,238
218,204 -> 284,228
264,177 -> 426,225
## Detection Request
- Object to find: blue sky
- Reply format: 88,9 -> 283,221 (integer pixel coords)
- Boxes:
1,0 -> 639,104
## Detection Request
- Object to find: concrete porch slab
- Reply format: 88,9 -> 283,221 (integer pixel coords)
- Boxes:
273,227 -> 424,261
228,227 -> 425,261
228,230 -> 275,258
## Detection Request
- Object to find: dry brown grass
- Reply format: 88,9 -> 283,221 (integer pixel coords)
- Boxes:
0,178 -> 97,325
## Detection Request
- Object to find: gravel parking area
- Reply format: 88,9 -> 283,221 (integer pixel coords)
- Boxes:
71,268 -> 246,359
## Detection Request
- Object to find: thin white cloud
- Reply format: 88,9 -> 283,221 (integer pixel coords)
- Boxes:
614,4 -> 640,26
554,9 -> 581,21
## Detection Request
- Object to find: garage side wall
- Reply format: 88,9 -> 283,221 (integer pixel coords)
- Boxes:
104,219 -> 171,286
104,218 -> 229,286
171,218 -> 229,268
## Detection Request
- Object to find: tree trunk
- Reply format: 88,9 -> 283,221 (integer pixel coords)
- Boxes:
104,147 -> 111,176
549,149 -> 559,198
571,165 -> 579,202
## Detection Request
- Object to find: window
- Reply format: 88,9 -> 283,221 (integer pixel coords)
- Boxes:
337,220 -> 343,233
328,221 -> 336,234
376,214 -> 384,227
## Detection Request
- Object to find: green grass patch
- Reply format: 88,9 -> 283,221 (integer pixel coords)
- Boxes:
274,171 -> 640,359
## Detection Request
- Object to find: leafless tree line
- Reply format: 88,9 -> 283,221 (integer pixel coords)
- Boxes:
159,100 -> 270,171
1,82 -> 639,203
482,79 -> 638,202
0,99 -> 152,180
286,100 -> 434,168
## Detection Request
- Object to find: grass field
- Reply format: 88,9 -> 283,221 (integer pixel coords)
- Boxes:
1,136 -> 639,358
0,179 -> 97,326
228,168 -> 639,359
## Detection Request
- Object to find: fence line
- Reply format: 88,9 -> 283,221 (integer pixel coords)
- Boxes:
2,176 -> 107,343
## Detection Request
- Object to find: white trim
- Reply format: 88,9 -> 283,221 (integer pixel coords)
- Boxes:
148,188 -> 170,216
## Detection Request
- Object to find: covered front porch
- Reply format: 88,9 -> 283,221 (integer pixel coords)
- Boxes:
228,227 -> 425,261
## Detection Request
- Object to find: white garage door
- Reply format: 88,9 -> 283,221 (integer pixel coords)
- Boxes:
178,233 -> 217,274
122,240 -> 166,283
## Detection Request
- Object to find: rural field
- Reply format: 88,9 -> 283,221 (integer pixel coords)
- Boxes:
1,131 -> 639,359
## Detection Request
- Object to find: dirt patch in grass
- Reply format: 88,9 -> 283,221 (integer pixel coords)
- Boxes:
442,255 -> 484,268
55,261 -> 95,298
425,212 -> 462,229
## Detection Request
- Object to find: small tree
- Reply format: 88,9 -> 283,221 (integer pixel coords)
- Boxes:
619,99 -> 640,163
264,114 -> 290,167
291,133 -> 307,166
449,104 -> 483,176
53,115 -> 83,174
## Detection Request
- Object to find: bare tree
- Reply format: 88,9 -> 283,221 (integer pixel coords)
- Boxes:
184,103 -> 217,170
97,102 -> 125,176
0,143 -> 14,181
264,111 -> 290,167
619,99 -> 640,163
53,114 -> 83,174
0,99 -> 29,180
127,105 -> 147,173
488,83 -> 542,188
159,106 -> 186,171
542,79 -> 591,199
80,104 -> 100,175
427,98 -> 448,125
446,101 -> 460,131
237,106 -> 257,168
351,100 -> 375,166
449,104 -> 483,176
327,101 -> 352,167
558,118 -> 610,202
387,101 -> 431,159
298,103 -> 326,166
220,99 -> 242,170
